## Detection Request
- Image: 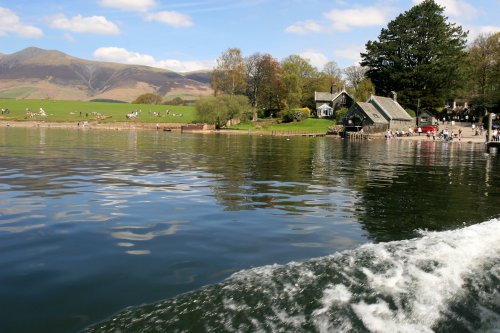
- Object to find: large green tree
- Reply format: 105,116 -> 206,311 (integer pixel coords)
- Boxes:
466,32 -> 500,114
360,0 -> 468,109
281,55 -> 317,109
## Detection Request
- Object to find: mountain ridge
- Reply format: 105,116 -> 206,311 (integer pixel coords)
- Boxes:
0,47 -> 212,102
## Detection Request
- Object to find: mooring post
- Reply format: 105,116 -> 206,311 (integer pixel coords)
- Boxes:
487,113 -> 493,143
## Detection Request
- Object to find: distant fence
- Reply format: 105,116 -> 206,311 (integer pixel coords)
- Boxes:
345,132 -> 370,140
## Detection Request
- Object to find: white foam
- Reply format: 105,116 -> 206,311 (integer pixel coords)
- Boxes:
85,219 -> 500,332
348,219 -> 500,332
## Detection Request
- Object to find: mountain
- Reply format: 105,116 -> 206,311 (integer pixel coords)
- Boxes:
183,71 -> 211,85
0,47 -> 212,102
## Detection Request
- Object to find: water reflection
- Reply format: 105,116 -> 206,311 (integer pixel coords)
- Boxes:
0,128 -> 499,333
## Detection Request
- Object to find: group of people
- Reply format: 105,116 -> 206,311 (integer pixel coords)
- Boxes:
385,126 -> 464,142
385,127 -> 415,138
492,129 -> 500,142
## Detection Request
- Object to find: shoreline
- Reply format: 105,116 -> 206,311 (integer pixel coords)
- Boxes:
0,120 -> 488,144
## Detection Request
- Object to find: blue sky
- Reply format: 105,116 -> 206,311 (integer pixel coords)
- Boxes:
0,0 -> 498,72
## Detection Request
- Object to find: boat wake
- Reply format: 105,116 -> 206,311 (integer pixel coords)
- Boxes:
84,219 -> 500,332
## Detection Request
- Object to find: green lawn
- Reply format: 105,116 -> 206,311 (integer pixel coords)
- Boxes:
0,99 -> 337,134
0,99 -> 197,123
228,118 -> 336,134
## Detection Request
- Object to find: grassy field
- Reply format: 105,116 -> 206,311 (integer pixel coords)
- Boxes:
0,99 -> 197,123
0,98 -> 337,134
229,118 -> 336,134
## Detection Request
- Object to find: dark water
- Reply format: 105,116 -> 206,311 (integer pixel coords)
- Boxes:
0,127 -> 499,333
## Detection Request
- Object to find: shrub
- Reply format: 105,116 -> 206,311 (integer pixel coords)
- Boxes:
279,110 -> 295,123
293,107 -> 311,121
132,93 -> 163,105
196,94 -> 251,129
164,97 -> 185,105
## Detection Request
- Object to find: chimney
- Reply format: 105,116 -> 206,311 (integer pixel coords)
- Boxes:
389,91 -> 397,102
330,84 -> 337,94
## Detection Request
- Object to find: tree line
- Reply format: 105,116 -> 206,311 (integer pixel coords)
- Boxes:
204,49 -> 373,127
137,0 -> 499,128
361,0 -> 499,117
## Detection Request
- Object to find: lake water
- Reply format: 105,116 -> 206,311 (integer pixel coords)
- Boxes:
0,127 -> 499,333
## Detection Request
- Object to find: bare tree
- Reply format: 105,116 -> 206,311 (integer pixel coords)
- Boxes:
343,65 -> 367,89
323,61 -> 342,79
210,48 -> 247,96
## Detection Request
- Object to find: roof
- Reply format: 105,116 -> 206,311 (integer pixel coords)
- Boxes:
356,102 -> 388,124
370,96 -> 413,121
331,90 -> 353,103
317,103 -> 333,110
315,92 -> 334,101
315,89 -> 353,103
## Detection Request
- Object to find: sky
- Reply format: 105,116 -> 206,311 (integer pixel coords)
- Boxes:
0,0 -> 499,73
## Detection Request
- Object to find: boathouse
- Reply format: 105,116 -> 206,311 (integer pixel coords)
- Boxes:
314,85 -> 354,118
344,92 -> 413,133
416,111 -> 435,126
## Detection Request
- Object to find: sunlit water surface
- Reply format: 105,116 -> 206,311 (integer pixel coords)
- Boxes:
0,127 -> 499,332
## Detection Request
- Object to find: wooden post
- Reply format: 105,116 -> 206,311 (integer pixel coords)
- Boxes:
487,113 -> 493,143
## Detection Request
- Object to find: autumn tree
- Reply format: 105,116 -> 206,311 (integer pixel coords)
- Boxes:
256,55 -> 284,112
210,48 -> 247,96
361,0 -> 468,109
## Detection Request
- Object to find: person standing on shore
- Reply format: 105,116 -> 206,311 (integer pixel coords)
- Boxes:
418,126 -> 422,136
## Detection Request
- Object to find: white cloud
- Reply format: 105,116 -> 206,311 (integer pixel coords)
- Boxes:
94,47 -> 156,65
93,47 -> 214,72
99,0 -> 156,12
464,24 -> 500,42
299,51 -> 329,69
146,11 -> 193,28
285,20 -> 322,35
324,6 -> 393,31
154,59 -> 214,72
412,0 -> 478,19
0,7 -> 43,38
332,44 -> 366,65
50,14 -> 120,35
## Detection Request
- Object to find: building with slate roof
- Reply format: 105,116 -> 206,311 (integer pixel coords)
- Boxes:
314,85 -> 354,118
344,92 -> 414,133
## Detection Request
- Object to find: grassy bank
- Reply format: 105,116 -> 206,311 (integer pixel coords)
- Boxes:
0,98 -> 339,135
0,99 -> 196,123
228,118 -> 336,135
